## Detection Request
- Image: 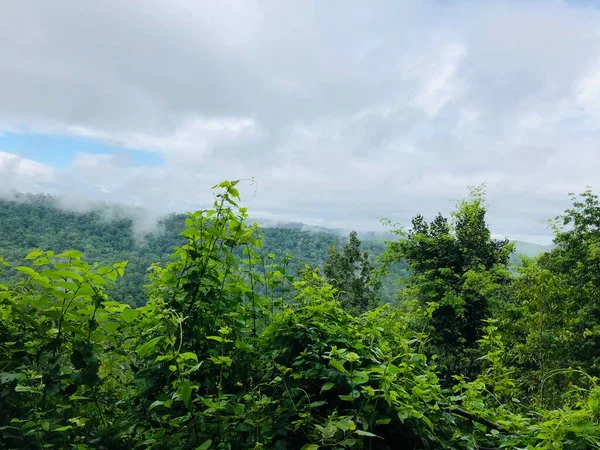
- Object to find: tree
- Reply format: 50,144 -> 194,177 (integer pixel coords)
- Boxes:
391,187 -> 513,374
3,182 -> 600,449
514,190 -> 600,378
323,231 -> 380,313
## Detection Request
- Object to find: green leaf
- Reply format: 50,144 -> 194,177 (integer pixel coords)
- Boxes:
25,250 -> 44,260
69,395 -> 91,401
149,400 -> 167,410
309,400 -> 327,408
33,257 -> 52,266
44,269 -> 84,282
122,308 -> 138,324
196,439 -> 212,450
397,409 -> 409,421
136,336 -> 164,358
329,359 -> 348,374
15,266 -> 37,277
77,284 -> 96,296
53,280 -> 80,292
53,425 -> 73,432
355,430 -> 377,437
321,382 -> 335,392
376,418 -> 391,425
209,355 -> 232,367
300,445 -> 319,450
178,382 -> 194,408
56,250 -> 83,259
179,352 -> 198,362
103,322 -> 119,334
350,371 -> 369,385
421,415 -> 433,431
338,390 -> 360,402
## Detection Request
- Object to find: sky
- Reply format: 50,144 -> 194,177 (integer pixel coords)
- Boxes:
1,0 -> 600,244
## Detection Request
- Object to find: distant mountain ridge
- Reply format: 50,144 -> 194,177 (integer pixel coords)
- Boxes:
0,192 -> 552,257
251,217 -> 552,258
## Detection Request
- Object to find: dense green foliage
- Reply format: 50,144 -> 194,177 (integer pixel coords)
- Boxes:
0,195 -> 396,307
0,195 -> 546,309
384,188 -> 514,381
1,182 -> 599,449
324,231 -> 380,314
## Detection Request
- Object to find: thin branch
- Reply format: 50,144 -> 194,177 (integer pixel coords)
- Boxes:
446,405 -> 511,435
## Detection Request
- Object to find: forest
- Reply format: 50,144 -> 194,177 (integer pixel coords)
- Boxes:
1,180 -> 599,449
0,194 -> 391,307
0,193 -> 545,308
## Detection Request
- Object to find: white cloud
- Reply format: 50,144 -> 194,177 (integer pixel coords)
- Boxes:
2,1 -> 600,243
414,43 -> 467,118
0,152 -> 55,193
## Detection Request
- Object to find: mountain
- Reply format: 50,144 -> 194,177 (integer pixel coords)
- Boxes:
512,240 -> 553,258
0,195 -> 397,306
0,194 -> 549,307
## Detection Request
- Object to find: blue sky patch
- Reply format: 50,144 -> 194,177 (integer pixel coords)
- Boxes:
0,133 -> 163,168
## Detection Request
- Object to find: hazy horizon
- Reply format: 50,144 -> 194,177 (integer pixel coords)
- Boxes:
2,1 -> 599,245
0,188 -> 555,246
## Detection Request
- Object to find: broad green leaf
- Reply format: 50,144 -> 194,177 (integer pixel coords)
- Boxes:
329,359 -> 348,374
338,390 -> 360,402
136,336 -> 164,358
209,355 -> 233,367
179,352 -> 198,362
25,250 -> 44,260
149,400 -> 167,410
56,250 -> 83,259
376,418 -> 391,425
122,308 -> 138,324
178,382 -> 194,408
196,439 -> 213,450
69,395 -> 91,401
76,284 -> 96,297
321,382 -> 335,392
421,415 -> 433,431
53,281 -> 80,292
350,371 -> 369,385
355,430 -> 377,437
309,400 -> 327,408
33,257 -> 52,266
44,269 -> 84,282
103,322 -> 119,334
15,266 -> 37,277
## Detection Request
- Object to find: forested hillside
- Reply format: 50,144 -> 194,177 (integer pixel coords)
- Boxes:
0,194 -> 545,307
3,182 -> 595,449
0,194 -> 393,306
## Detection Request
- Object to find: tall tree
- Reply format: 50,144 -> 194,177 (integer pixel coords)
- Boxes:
528,190 -> 600,373
495,190 -> 600,405
323,231 -> 380,313
393,187 -> 513,372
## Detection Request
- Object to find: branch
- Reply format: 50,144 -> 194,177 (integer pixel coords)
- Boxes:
446,405 -> 511,435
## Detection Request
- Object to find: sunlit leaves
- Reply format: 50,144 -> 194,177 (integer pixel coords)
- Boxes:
2,180 -> 600,449
136,336 -> 164,358
121,308 -> 138,323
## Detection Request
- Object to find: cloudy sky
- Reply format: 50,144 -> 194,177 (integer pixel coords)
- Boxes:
1,0 -> 600,243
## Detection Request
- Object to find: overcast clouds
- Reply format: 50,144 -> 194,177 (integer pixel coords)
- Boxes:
1,0 -> 600,243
